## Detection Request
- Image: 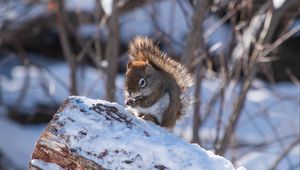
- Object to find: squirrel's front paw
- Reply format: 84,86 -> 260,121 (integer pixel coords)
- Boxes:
139,114 -> 159,125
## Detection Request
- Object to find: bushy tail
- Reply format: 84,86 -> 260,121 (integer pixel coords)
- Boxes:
128,36 -> 193,91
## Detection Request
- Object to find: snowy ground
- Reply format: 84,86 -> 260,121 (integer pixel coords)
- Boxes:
174,79 -> 300,170
0,56 -> 299,169
0,117 -> 45,169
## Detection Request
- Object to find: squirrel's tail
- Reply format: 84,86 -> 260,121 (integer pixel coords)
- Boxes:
128,36 -> 193,91
178,88 -> 194,119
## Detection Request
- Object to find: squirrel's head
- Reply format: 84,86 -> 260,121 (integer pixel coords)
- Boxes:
125,60 -> 162,107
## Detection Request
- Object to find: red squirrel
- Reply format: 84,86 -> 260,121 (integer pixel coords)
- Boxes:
125,37 -> 193,128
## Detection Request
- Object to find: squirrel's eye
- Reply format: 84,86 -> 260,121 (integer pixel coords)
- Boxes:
139,78 -> 146,87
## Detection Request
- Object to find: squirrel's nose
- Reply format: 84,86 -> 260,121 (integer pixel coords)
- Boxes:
125,98 -> 134,106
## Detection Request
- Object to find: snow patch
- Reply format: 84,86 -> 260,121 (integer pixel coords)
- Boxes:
31,159 -> 63,170
272,0 -> 286,9
101,0 -> 113,16
65,0 -> 95,12
0,118 -> 45,169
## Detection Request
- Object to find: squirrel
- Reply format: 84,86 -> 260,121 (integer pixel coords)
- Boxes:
125,36 -> 193,128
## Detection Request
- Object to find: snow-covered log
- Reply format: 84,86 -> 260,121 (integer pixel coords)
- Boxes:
29,96 -> 240,170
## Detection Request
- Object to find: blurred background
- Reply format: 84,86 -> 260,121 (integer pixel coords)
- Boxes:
0,0 -> 299,169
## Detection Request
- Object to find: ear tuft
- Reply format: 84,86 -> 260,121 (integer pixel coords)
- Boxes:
127,61 -> 132,69
145,63 -> 153,75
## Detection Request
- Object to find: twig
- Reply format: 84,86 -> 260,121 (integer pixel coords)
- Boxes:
180,0 -> 208,145
55,0 -> 78,95
216,61 -> 257,155
213,52 -> 228,150
32,63 -> 69,92
104,0 -> 120,101
230,134 -> 299,162
93,0 -> 106,70
148,6 -> 183,48
215,0 -> 298,155
259,25 -> 300,59
213,81 -> 225,150
252,88 -> 299,166
200,82 -> 225,125
269,138 -> 300,170
191,65 -> 202,144
216,13 -> 268,153
0,54 -> 16,67
37,68 -> 59,106
175,0 -> 192,27
181,0 -> 207,70
203,2 -> 248,40
13,40 -> 30,107
262,112 -> 294,166
76,40 -> 93,62
286,69 -> 300,85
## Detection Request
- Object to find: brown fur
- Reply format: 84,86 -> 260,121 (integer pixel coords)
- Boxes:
125,37 -> 193,128
125,61 -> 164,107
128,36 -> 193,90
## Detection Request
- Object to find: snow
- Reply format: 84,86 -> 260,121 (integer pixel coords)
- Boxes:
48,96 -> 240,169
65,0 -> 95,12
175,79 -> 300,169
0,118 -> 45,169
238,145 -> 300,170
31,159 -> 63,170
272,0 -> 286,9
101,0 -> 113,16
0,1 -> 47,29
1,57 -> 107,110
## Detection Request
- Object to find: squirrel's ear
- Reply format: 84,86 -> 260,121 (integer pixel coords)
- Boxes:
145,63 -> 153,75
127,61 -> 132,69
145,60 -> 152,66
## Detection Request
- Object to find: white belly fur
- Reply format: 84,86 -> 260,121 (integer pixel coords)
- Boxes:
131,93 -> 170,123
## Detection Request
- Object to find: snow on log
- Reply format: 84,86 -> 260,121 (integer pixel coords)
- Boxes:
29,96 -> 240,170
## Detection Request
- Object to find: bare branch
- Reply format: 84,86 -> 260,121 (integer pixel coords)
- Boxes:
191,66 -> 203,144
286,69 -> 300,85
104,0 -> 120,102
203,2 -> 249,40
269,138 -> 300,170
181,0 -> 208,70
259,25 -> 300,59
55,0 -> 77,95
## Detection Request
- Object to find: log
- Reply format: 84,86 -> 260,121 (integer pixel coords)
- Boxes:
29,96 -> 240,170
